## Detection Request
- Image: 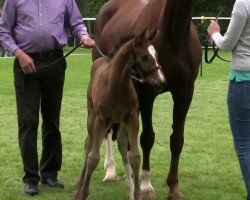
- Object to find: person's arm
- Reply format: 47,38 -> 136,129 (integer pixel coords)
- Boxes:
0,0 -> 20,54
207,0 -> 247,51
0,1 -> 36,74
65,0 -> 95,48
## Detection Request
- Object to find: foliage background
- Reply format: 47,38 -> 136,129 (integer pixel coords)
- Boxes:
0,0 -> 235,18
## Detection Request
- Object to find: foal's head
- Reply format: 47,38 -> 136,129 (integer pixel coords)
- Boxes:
131,28 -> 166,92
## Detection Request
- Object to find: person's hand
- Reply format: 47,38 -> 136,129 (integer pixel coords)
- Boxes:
14,49 -> 36,74
80,35 -> 95,48
207,20 -> 221,36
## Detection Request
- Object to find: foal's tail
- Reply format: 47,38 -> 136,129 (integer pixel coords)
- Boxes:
110,123 -> 120,141
105,123 -> 120,140
106,123 -> 130,151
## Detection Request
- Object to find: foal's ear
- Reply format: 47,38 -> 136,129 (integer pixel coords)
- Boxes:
134,28 -> 147,45
147,27 -> 158,41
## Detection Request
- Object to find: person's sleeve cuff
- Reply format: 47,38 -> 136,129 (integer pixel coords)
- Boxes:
211,32 -> 222,46
9,44 -> 19,56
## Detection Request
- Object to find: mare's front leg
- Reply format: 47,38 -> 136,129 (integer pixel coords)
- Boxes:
103,130 -> 119,181
166,86 -> 194,200
138,90 -> 157,199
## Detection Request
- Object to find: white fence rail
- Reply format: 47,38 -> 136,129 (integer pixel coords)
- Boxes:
83,16 -> 231,33
82,17 -> 231,45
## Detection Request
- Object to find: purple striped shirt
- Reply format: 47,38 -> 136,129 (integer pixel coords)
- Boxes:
0,0 -> 89,54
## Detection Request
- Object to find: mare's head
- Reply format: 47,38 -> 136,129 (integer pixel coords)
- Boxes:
131,28 -> 166,92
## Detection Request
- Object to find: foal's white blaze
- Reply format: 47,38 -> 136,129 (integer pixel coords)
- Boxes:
141,170 -> 155,198
148,45 -> 157,60
148,45 -> 165,81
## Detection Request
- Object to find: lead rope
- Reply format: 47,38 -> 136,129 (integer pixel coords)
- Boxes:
204,1 -> 231,64
21,42 -> 83,90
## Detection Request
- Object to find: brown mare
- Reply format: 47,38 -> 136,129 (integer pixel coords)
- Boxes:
92,0 -> 202,199
73,29 -> 166,200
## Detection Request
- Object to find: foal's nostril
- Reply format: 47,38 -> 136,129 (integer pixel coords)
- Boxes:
154,79 -> 167,92
161,80 -> 167,87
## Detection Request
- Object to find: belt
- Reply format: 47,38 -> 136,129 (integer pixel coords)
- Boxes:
230,77 -> 236,82
27,49 -> 63,60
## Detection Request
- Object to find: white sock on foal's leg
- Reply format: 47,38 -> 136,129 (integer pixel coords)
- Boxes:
125,164 -> 134,200
140,170 -> 155,199
103,132 -> 118,181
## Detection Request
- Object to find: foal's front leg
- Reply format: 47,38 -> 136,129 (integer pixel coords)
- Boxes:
117,126 -> 134,200
126,115 -> 142,200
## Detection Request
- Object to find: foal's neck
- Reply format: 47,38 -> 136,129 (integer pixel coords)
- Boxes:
109,41 -> 134,87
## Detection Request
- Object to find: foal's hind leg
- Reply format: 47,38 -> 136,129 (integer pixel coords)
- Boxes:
117,126 -> 134,200
73,117 -> 107,200
103,130 -> 119,181
73,110 -> 95,199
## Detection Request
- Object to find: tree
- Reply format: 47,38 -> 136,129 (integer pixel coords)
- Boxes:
0,0 -> 4,7
76,0 -> 107,17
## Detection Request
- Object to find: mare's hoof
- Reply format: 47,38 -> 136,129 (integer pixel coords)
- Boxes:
167,191 -> 183,200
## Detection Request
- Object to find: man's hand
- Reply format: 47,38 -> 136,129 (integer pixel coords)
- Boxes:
14,49 -> 36,74
79,35 -> 95,48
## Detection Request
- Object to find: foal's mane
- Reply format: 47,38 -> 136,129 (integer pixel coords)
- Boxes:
108,35 -> 135,59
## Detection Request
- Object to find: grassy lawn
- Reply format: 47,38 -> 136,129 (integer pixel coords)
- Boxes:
0,50 -> 246,200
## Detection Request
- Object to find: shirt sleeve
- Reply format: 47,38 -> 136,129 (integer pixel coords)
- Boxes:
212,0 -> 247,51
65,0 -> 89,40
0,0 -> 19,55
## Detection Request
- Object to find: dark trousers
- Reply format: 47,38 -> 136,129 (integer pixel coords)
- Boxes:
14,57 -> 66,185
0,45 -> 5,57
228,81 -> 250,200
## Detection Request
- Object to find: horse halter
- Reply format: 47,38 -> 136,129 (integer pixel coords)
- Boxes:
131,56 -> 162,84
204,0 -> 231,64
129,43 -> 162,83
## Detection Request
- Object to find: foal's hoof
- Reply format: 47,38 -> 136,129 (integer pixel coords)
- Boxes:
102,173 -> 119,182
141,188 -> 155,199
167,191 -> 183,200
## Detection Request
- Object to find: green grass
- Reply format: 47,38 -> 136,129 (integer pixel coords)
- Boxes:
0,51 -> 246,200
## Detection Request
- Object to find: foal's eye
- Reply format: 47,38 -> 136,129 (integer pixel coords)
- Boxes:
141,56 -> 148,62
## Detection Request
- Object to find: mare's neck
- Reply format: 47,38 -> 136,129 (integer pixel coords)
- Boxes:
109,41 -> 134,87
160,0 -> 194,45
